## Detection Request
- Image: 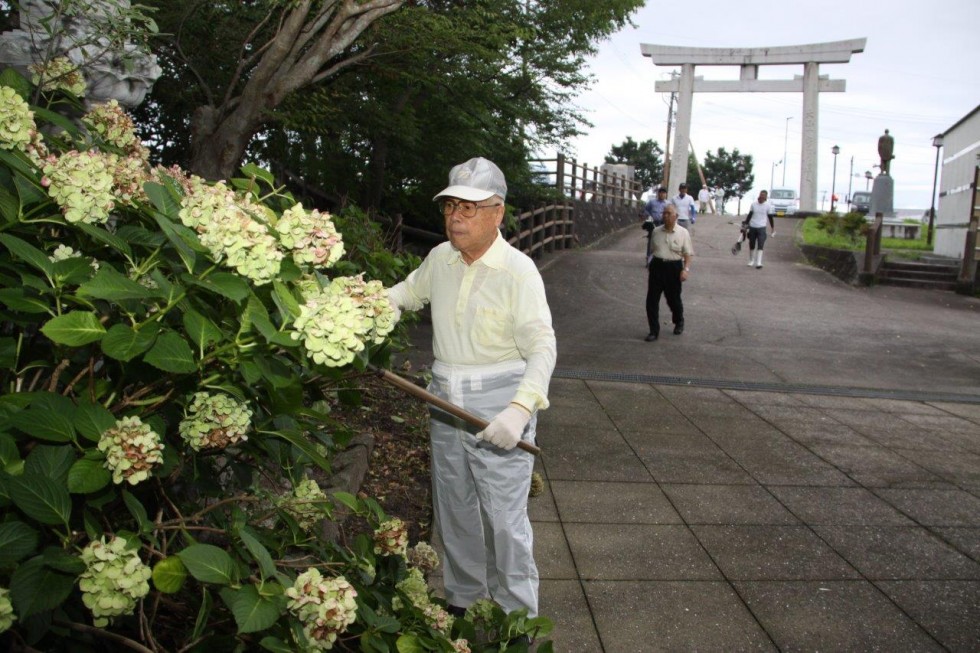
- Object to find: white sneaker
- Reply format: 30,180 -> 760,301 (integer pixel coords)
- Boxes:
756,251 -> 764,268
747,251 -> 755,266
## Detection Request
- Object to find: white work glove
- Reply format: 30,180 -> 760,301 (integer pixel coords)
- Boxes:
387,297 -> 402,324
770,231 -> 776,238
477,404 -> 531,451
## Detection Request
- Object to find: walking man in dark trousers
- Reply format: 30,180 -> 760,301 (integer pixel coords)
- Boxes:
645,204 -> 694,341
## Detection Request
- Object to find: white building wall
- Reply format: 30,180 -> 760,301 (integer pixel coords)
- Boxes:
935,107 -> 980,258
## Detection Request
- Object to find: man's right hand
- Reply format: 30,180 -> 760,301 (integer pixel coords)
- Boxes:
387,297 -> 401,324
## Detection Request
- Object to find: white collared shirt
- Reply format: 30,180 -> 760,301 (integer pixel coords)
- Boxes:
388,232 -> 556,412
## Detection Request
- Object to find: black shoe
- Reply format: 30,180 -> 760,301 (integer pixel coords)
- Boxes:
447,604 -> 467,617
645,333 -> 659,342
673,322 -> 684,335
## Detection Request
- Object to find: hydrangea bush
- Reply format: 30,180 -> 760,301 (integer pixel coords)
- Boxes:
0,69 -> 552,651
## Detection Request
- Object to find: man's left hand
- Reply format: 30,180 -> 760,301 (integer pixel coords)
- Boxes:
477,404 -> 531,450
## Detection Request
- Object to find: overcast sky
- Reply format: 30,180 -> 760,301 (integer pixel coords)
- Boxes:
561,0 -> 980,210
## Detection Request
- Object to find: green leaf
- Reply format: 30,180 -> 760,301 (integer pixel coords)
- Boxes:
0,67 -> 31,98
101,322 -> 160,361
75,221 -> 132,257
0,521 -> 39,566
177,544 -> 237,585
123,490 -> 151,534
78,267 -> 155,301
0,336 -> 16,368
13,171 -> 48,208
273,280 -> 301,319
270,428 -> 332,473
0,288 -> 51,314
117,225 -> 166,247
41,311 -> 106,346
52,256 -> 95,286
24,444 -> 75,482
32,105 -> 81,138
10,556 -> 75,619
74,399 -> 116,442
144,331 -> 197,373
239,163 -> 275,186
67,458 -> 110,494
220,584 -> 283,634
0,432 -> 21,473
192,588 -> 214,640
396,634 -> 425,653
182,309 -> 223,353
259,637 -> 295,653
238,528 -> 276,579
152,556 -> 188,594
41,546 -> 85,574
11,393 -> 76,443
8,474 -> 71,526
0,233 -> 53,277
144,181 -> 182,219
183,272 -> 249,303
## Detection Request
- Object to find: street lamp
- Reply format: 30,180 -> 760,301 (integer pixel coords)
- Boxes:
783,117 -> 792,187
928,133 -> 943,246
770,160 -> 781,190
864,170 -> 872,190
830,145 -> 840,213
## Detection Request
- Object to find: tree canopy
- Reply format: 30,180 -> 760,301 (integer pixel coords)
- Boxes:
701,147 -> 754,204
605,136 -> 663,196
134,0 -> 644,224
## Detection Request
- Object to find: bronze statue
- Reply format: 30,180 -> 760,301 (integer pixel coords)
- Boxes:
877,129 -> 895,176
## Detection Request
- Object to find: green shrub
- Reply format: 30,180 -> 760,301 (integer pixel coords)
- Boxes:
0,69 -> 550,652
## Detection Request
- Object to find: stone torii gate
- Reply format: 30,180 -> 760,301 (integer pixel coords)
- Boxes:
641,39 -> 866,212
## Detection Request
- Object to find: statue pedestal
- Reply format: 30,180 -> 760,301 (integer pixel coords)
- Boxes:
870,174 -> 894,217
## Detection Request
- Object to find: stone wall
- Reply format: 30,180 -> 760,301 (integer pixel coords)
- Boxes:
568,198 -> 643,247
800,244 -> 861,284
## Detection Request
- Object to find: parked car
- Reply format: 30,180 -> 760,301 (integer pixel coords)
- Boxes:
851,191 -> 871,215
769,188 -> 798,216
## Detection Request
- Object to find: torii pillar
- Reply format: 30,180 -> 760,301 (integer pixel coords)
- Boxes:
641,39 -> 866,212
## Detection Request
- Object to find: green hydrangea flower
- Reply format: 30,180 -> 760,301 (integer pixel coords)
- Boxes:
395,568 -> 454,635
407,541 -> 439,573
285,569 -> 358,651
178,392 -> 252,451
98,416 -> 164,485
82,100 -> 146,159
178,178 -> 284,285
0,86 -> 36,152
451,639 -> 472,653
0,587 -> 15,634
291,275 -> 396,367
279,478 -> 330,531
78,536 -> 151,627
373,518 -> 408,557
276,203 -> 345,268
42,150 -> 118,224
29,57 -> 86,96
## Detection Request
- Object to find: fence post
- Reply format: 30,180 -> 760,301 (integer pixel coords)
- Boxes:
555,153 -> 566,198
863,213 -> 883,274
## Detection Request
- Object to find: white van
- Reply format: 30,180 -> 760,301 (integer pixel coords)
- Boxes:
769,188 -> 798,216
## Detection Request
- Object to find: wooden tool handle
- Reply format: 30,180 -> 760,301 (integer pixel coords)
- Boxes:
373,367 -> 542,457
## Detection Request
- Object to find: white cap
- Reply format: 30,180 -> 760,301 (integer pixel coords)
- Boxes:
433,157 -> 507,202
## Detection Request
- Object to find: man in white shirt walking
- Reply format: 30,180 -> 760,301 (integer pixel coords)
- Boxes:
387,157 -> 556,631
697,186 -> 710,214
645,204 -> 694,341
743,189 -> 776,268
671,182 -> 697,233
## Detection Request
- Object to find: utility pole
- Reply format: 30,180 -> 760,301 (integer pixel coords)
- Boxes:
661,71 -> 677,189
846,155 -> 854,207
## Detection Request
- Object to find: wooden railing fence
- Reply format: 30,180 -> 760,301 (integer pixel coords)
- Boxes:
506,203 -> 575,257
530,154 -> 644,208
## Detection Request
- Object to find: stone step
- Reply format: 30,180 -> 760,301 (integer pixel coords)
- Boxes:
879,268 -> 958,282
878,275 -> 958,291
882,260 -> 958,273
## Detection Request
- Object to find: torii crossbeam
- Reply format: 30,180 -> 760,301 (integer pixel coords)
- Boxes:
641,39 -> 867,212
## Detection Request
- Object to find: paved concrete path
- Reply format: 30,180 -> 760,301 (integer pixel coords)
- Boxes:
408,214 -> 980,651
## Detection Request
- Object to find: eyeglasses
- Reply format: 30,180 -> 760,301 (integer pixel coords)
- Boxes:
439,199 -> 502,218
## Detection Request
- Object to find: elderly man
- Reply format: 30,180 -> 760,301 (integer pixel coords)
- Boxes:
645,204 -> 694,341
387,157 -> 557,626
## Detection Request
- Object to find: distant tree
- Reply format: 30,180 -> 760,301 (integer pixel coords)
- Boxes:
605,136 -> 663,196
703,147 -> 754,208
